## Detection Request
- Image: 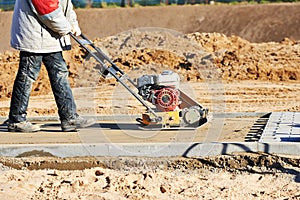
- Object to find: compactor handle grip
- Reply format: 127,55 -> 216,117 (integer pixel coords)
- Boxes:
69,32 -> 93,46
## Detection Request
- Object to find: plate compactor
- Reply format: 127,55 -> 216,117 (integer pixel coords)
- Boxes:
71,33 -> 209,129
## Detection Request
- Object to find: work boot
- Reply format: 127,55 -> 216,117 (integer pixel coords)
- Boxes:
61,115 -> 96,132
6,120 -> 41,132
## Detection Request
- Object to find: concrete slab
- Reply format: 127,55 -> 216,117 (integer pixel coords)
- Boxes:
0,142 -> 265,157
259,112 -> 300,142
0,142 -> 300,158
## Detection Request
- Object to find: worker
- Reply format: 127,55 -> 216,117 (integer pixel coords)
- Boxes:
6,0 -> 95,132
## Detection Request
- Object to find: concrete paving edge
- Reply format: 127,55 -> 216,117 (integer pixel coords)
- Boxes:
0,142 -> 298,158
0,112 -> 269,123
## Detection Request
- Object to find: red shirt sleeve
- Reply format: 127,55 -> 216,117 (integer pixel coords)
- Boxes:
31,0 -> 59,15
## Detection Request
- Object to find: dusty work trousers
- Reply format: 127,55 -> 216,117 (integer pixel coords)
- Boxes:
9,51 -> 77,122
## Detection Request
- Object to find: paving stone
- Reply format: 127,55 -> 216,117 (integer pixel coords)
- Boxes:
261,112 -> 300,142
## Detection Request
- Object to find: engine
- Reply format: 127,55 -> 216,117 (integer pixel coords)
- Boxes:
137,70 -> 180,112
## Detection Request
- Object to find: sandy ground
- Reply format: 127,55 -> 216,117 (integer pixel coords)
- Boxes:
0,3 -> 300,199
0,153 -> 300,199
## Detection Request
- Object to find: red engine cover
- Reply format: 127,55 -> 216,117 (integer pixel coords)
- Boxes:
154,88 -> 180,112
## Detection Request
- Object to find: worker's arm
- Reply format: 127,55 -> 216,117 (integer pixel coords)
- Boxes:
64,0 -> 81,36
29,0 -> 72,36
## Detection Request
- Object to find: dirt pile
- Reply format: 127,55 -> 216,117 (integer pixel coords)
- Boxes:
1,31 -> 300,101
187,32 -> 300,81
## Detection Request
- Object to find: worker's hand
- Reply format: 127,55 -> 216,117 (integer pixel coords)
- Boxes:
71,25 -> 81,36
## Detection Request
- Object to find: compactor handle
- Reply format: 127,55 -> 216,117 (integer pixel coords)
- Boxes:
69,32 -> 127,77
69,32 -> 161,120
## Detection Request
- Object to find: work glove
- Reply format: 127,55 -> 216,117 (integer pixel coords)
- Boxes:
72,25 -> 81,36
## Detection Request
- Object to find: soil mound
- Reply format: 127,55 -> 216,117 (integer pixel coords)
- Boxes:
188,32 -> 300,81
1,31 -> 299,101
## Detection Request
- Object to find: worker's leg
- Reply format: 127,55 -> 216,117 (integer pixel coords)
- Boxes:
9,51 -> 42,122
7,51 -> 42,132
43,52 -> 95,131
42,51 -> 77,121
